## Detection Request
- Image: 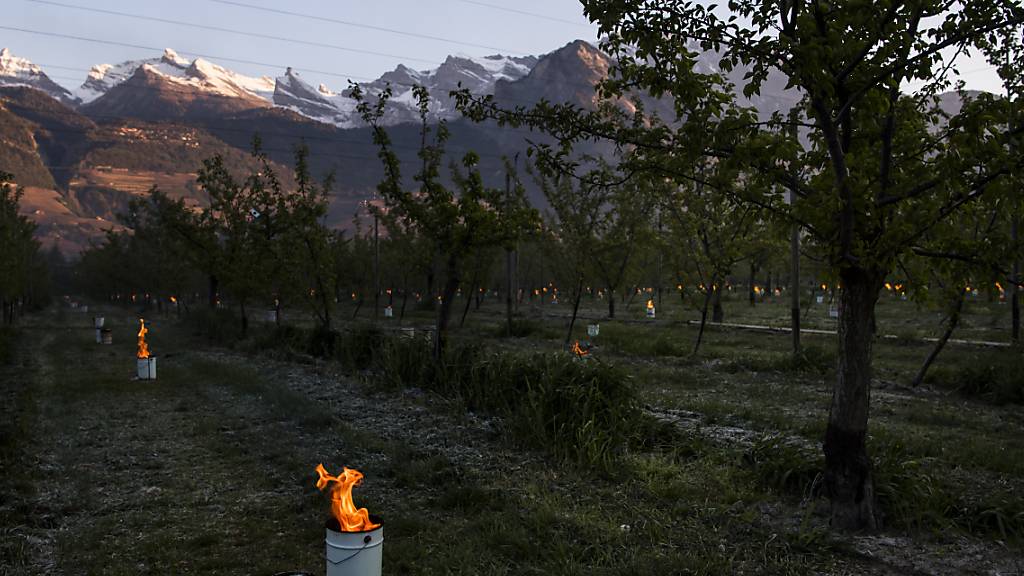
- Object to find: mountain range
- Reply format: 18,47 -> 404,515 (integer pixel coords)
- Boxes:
0,39 -> 808,254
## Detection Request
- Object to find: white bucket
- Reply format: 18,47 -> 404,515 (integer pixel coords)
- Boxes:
95,328 -> 102,343
587,324 -> 600,337
384,306 -> 393,318
828,305 -> 838,318
325,523 -> 383,576
94,316 -> 105,328
265,309 -> 277,323
646,306 -> 656,318
137,357 -> 156,380
816,295 -> 825,304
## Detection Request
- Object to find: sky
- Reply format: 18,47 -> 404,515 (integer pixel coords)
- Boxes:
2,0 -> 1006,94
4,0 -> 601,92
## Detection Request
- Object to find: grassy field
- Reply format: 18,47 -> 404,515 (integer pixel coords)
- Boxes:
1,293 -> 1022,575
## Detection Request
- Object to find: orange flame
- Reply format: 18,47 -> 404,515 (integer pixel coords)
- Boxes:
170,295 -> 177,303
137,319 -> 150,359
315,464 -> 379,532
571,341 -> 589,357
646,299 -> 655,310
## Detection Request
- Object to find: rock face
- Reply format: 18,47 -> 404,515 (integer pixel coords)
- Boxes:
0,48 -> 78,106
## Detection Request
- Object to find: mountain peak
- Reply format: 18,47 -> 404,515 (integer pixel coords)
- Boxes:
0,48 -> 77,105
162,48 -> 189,67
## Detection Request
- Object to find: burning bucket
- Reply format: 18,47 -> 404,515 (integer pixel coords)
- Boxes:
646,299 -> 656,318
136,318 -> 156,380
137,357 -> 157,380
325,518 -> 383,576
316,465 -> 382,576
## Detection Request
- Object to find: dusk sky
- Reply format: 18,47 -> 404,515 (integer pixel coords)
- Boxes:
3,0 -> 1007,94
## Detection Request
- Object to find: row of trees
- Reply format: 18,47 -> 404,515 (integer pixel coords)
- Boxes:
452,0 -> 1024,530
0,172 -> 50,325
70,0 -> 1022,533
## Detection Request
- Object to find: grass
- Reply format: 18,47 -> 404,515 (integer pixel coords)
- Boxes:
4,293 -> 1024,574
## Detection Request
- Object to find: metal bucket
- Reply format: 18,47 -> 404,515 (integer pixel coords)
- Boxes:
325,519 -> 383,576
137,357 -> 156,380
587,324 -> 600,337
101,328 -> 112,345
94,316 -> 105,328
384,306 -> 394,318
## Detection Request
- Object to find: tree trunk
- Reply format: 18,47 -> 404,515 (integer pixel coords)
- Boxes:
399,285 -> 409,322
912,293 -> 964,387
239,300 -> 248,338
506,249 -> 514,337
1013,217 -> 1020,344
711,285 -> 724,323
208,274 -> 219,309
607,289 -> 616,319
460,283 -> 474,328
748,263 -> 757,306
434,254 -> 461,361
565,275 -> 584,347
765,271 -> 773,301
693,284 -> 714,355
791,221 -> 801,355
824,266 -> 881,531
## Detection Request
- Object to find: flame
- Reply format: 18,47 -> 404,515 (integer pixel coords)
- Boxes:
646,299 -> 655,310
315,464 -> 379,532
137,319 -> 150,359
571,341 -> 589,357
170,295 -> 177,303
885,282 -> 892,291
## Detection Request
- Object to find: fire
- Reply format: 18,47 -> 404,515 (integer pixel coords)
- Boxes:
137,318 -> 150,359
646,299 -> 655,310
571,340 -> 589,357
170,295 -> 177,303
315,464 -> 379,532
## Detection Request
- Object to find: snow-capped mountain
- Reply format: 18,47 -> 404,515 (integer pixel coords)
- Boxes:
272,53 -> 537,127
273,68 -> 358,128
76,48 -> 275,105
0,48 -> 77,105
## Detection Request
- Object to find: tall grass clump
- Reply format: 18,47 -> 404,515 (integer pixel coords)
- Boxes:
926,351 -> 1024,405
368,334 -> 642,467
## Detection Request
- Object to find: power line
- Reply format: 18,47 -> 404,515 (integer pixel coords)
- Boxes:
3,25 -> 607,107
0,25 -> 364,81
24,0 -> 443,66
452,0 -> 595,29
208,0 -> 525,56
